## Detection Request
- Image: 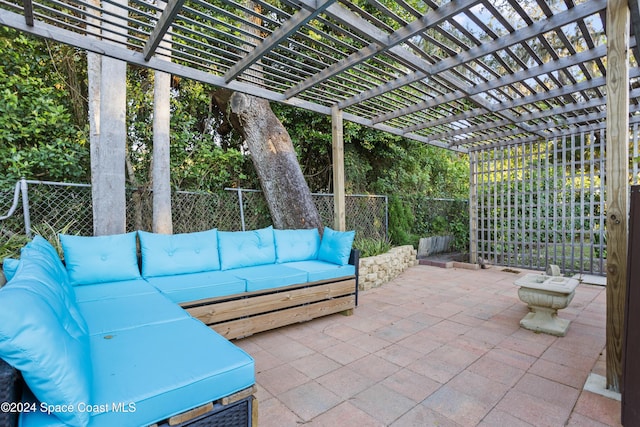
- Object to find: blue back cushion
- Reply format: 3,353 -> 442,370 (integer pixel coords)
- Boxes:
0,285 -> 92,427
15,246 -> 88,338
2,258 -> 19,281
60,232 -> 141,285
317,227 -> 355,266
218,226 -> 276,270
274,228 -> 321,263
138,229 -> 220,277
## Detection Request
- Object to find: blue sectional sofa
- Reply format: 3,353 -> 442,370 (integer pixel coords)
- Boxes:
0,225 -> 358,427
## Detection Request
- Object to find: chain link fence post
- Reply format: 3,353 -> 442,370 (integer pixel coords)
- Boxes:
20,178 -> 31,238
237,188 -> 246,231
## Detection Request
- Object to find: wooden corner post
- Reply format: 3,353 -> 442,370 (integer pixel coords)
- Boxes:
605,0 -> 630,393
332,105 -> 346,231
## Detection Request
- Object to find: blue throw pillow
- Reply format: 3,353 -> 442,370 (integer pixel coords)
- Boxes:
317,227 -> 355,266
218,226 -> 276,270
0,286 -> 92,427
2,258 -> 19,282
274,228 -> 321,263
138,229 -> 220,277
60,232 -> 141,285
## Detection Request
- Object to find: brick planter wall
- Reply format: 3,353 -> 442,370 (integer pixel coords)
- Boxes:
358,245 -> 418,291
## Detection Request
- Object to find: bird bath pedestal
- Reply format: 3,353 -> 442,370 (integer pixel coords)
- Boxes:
514,274 -> 579,337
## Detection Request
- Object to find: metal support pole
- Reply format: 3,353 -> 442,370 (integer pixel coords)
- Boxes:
237,188 -> 246,231
20,178 -> 32,238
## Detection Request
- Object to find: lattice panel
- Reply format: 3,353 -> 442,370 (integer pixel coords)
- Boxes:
471,130 -> 607,275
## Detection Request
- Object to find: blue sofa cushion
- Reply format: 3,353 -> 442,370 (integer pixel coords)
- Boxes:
0,286 -> 92,427
232,264 -> 308,292
284,260 -> 356,282
2,258 -> 19,281
20,319 -> 254,427
73,279 -> 157,303
78,292 -> 190,335
60,232 -> 141,286
20,318 -> 254,427
138,229 -> 220,278
218,226 -> 276,270
274,228 -> 321,263
24,236 -> 78,301
145,271 -> 246,304
318,227 -> 355,266
9,246 -> 88,339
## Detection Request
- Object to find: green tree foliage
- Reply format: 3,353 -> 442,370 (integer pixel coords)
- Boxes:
125,68 -> 257,192
272,104 -> 469,197
0,27 -> 89,187
272,104 -> 470,247
1,25 -> 470,248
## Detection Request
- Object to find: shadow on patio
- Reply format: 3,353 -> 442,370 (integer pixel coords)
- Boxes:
234,264 -> 620,427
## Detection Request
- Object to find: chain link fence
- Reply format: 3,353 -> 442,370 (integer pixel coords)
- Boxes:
0,180 -> 389,241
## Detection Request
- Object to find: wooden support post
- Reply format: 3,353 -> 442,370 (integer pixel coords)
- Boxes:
605,0 -> 630,393
152,7 -> 173,235
152,69 -> 172,234
90,0 -> 128,236
469,151 -> 478,264
332,105 -> 346,231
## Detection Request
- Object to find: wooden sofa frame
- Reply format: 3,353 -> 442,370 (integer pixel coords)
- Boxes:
182,250 -> 360,340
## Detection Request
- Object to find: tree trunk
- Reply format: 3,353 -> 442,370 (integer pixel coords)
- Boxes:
212,89 -> 322,230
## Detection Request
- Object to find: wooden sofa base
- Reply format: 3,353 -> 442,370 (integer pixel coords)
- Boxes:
182,277 -> 357,340
156,385 -> 257,427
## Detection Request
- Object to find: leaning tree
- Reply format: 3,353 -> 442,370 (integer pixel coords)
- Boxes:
211,89 -> 322,230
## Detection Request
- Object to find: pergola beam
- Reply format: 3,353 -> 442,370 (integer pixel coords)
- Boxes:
22,0 -> 33,26
142,0 -> 185,61
435,91 -> 640,142
284,0 -> 480,99
374,44 -> 607,125
339,0 -> 607,110
448,104 -> 640,147
0,0 -> 624,151
405,68 -> 640,135
224,0 -> 335,83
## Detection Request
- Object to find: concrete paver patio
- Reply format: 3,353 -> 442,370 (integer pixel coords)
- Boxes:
234,265 -> 621,426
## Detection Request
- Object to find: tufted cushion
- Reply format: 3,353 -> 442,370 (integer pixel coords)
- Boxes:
317,227 -> 355,266
60,232 -> 141,286
138,229 -> 220,278
0,286 -> 92,427
218,226 -> 276,270
274,228 -> 321,263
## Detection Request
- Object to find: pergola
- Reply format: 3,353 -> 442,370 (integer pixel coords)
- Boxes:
0,0 -> 636,395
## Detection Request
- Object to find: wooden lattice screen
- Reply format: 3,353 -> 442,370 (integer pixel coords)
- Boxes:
470,129 -> 615,276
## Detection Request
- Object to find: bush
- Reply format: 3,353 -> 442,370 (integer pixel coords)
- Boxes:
354,236 -> 392,257
388,196 -> 420,248
0,231 -> 30,261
